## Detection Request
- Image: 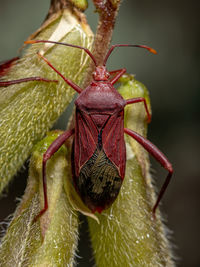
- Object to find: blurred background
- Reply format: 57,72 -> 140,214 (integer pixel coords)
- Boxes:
0,0 -> 199,266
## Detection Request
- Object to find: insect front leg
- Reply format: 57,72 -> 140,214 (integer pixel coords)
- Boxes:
126,97 -> 152,123
124,128 -> 173,218
110,68 -> 126,85
34,129 -> 75,221
37,53 -> 83,94
0,77 -> 58,87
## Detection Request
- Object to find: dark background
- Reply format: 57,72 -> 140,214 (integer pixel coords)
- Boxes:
0,1 -> 199,266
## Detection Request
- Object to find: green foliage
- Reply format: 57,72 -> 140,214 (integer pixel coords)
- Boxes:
0,5 -> 174,266
0,132 -> 78,266
0,10 -> 93,194
0,74 -> 174,266
69,0 -> 88,10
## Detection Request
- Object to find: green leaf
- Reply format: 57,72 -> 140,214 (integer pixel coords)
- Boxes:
0,131 -> 79,266
0,9 -> 93,194
69,0 -> 88,11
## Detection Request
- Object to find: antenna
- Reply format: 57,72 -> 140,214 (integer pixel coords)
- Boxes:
25,40 -> 97,66
103,44 -> 157,65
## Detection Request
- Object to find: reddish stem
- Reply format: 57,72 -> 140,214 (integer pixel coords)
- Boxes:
82,0 -> 121,87
92,0 -> 121,66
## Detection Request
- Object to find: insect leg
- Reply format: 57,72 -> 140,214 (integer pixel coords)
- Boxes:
126,97 -> 151,123
109,69 -> 126,75
0,57 -> 19,77
34,128 -> 75,221
124,128 -> 173,217
110,68 -> 126,85
0,77 -> 58,87
37,52 -> 82,94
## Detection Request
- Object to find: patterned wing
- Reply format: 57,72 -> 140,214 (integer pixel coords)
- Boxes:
102,111 -> 126,179
74,110 -> 98,178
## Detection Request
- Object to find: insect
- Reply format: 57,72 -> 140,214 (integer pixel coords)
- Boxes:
0,40 -> 173,218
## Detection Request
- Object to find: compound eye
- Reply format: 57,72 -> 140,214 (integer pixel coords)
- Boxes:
93,71 -> 97,76
106,72 -> 110,77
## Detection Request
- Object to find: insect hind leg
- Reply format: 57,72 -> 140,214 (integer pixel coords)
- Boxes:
124,128 -> 173,218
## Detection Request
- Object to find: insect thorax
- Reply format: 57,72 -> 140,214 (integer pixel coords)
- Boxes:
75,81 -> 126,113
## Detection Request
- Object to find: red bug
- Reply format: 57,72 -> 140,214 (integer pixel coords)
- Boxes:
0,40 -> 173,218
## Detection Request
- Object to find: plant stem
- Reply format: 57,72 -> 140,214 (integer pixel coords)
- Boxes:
92,0 -> 120,65
83,0 -> 121,87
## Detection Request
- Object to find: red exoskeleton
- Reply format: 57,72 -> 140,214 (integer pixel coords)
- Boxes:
0,40 -> 173,218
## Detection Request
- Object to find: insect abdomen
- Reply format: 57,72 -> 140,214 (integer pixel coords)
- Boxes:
75,149 -> 122,213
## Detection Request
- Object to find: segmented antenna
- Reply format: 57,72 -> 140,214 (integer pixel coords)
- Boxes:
103,44 -> 157,65
25,40 -> 97,66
